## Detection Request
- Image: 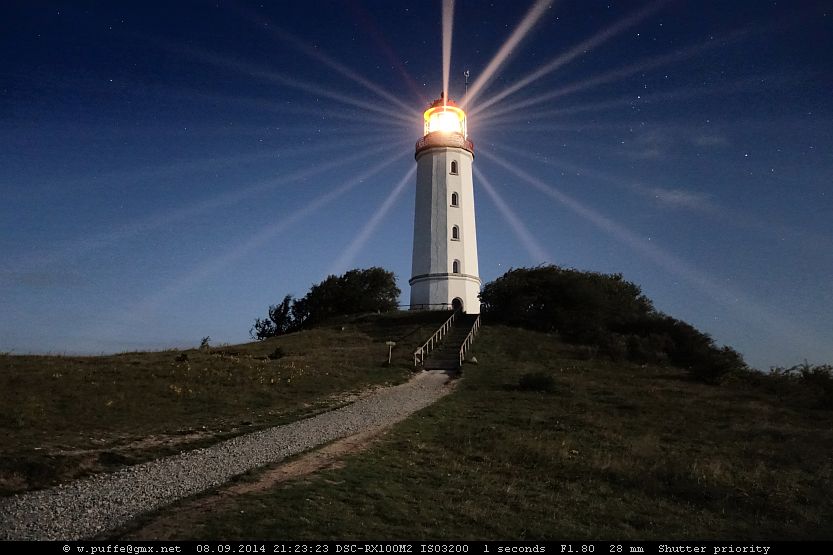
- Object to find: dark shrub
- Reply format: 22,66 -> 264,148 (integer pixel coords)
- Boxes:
480,265 -> 747,382
267,347 -> 285,360
251,267 -> 400,339
251,295 -> 297,340
294,267 -> 400,327
626,333 -> 673,364
518,372 -> 556,393
600,333 -> 628,362
733,362 -> 833,409
480,265 -> 653,343
791,362 -> 833,409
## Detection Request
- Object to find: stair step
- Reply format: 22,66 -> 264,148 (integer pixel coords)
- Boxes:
417,313 -> 480,371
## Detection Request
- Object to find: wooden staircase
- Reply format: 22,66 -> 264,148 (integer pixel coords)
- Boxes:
414,312 -> 481,371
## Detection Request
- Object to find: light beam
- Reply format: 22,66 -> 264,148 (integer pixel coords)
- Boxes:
131,152 -> 410,318
481,149 -> 823,354
498,141 -> 833,254
474,166 -> 551,263
242,12 -> 420,118
477,74 -> 792,129
471,0 -> 667,118
12,141 -> 409,272
151,37 -> 414,125
442,0 -> 455,104
461,0 -> 554,109
329,166 -> 416,275
482,26 -> 757,121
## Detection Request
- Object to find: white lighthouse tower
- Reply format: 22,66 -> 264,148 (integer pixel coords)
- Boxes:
410,94 -> 481,314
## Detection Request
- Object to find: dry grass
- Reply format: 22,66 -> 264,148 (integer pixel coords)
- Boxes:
123,325 -> 833,540
0,310 -> 448,495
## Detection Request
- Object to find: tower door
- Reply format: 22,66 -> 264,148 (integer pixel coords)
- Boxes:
452,297 -> 464,312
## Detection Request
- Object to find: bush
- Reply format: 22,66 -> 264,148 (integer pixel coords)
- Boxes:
251,295 -> 296,340
480,265 -> 653,343
251,267 -> 400,340
480,265 -> 747,382
780,362 -> 833,409
292,267 -> 400,328
600,333 -> 628,362
726,362 -> 833,409
518,372 -> 556,393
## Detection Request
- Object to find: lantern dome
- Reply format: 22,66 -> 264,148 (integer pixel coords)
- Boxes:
415,93 -> 474,157
423,94 -> 467,137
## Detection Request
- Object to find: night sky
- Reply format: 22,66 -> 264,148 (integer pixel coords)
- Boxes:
2,1 -> 831,370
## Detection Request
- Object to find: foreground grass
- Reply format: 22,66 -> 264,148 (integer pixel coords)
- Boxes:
0,311 -> 447,495
133,325 -> 833,540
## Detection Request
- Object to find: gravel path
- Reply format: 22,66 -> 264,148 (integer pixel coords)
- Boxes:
0,370 -> 454,540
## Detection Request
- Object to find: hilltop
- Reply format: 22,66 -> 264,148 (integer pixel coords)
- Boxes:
122,325 -> 833,540
0,311 -> 448,496
3,313 -> 833,539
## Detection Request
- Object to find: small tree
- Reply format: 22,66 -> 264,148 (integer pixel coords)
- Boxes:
479,265 -> 746,383
250,267 -> 401,339
250,294 -> 296,340
479,265 -> 653,342
293,267 -> 400,328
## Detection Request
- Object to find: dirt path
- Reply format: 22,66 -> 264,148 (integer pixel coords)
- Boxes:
0,370 -> 457,540
120,425 -> 397,539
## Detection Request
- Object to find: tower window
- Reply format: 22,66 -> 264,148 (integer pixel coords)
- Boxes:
451,225 -> 459,241
451,192 -> 459,207
453,260 -> 460,274
450,160 -> 458,175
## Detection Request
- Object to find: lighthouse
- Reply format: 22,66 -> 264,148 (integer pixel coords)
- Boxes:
410,94 -> 481,314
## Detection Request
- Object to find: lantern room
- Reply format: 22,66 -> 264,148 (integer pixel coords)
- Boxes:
423,95 -> 467,138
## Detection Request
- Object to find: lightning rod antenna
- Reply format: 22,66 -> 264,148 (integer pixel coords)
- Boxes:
464,70 -> 470,99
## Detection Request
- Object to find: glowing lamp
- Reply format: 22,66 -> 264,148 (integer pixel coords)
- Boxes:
423,96 -> 467,138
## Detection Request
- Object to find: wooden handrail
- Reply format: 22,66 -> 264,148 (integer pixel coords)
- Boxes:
414,311 -> 456,366
458,314 -> 481,367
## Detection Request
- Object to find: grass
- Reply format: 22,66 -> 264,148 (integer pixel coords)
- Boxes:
0,310 -> 449,496
122,325 -> 833,540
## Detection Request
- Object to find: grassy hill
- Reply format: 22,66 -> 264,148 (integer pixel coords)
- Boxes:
5,314 -> 833,539
0,311 -> 448,495
121,325 -> 833,540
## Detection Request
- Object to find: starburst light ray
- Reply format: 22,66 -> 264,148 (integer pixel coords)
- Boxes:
461,0 -> 554,110
481,26 -> 758,121
442,0 -> 455,104
241,11 -> 420,119
130,83 -> 417,131
153,39 -> 414,126
477,73 -> 794,128
12,140 -> 409,273
470,0 -> 668,118
127,151 -> 411,319
474,166 -> 551,264
499,142 -> 833,254
481,149 -> 823,354
345,0 -> 425,105
329,166 -> 417,275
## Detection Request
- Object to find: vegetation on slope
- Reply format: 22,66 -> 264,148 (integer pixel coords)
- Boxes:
251,267 -> 400,340
0,310 -> 447,496
480,265 -> 746,383
124,326 -> 833,540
